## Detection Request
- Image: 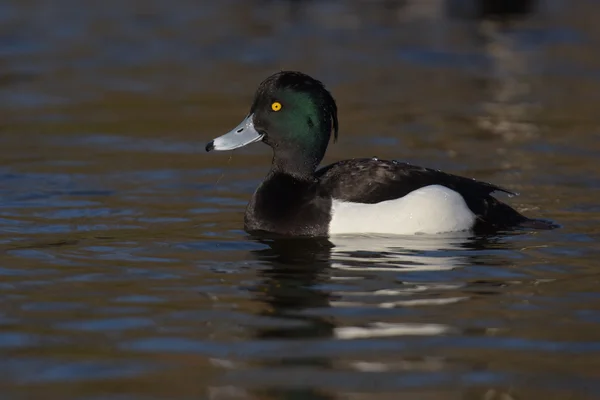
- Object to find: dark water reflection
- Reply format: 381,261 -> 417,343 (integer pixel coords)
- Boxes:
1,0 -> 600,399
222,233 -> 600,399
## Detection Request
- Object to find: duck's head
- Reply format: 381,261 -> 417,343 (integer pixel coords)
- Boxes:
206,71 -> 338,176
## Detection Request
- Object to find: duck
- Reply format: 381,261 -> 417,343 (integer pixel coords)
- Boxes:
205,71 -> 556,237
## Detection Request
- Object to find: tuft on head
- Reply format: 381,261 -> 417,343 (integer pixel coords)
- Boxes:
254,71 -> 339,143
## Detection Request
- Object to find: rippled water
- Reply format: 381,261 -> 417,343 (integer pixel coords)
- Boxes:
1,1 -> 600,399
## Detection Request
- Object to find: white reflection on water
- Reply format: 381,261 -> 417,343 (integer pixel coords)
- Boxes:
328,232 -> 474,272
323,233 -> 477,339
335,321 -> 455,340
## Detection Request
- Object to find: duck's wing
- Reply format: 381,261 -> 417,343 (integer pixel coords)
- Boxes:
316,158 -> 515,203
316,158 -> 530,230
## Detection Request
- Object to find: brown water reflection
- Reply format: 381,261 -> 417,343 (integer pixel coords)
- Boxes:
1,0 -> 600,399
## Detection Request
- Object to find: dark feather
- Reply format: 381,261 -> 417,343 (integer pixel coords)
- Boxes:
315,158 -> 534,231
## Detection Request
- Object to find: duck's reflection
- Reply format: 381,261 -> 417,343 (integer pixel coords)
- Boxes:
249,232 -> 507,339
328,232 -> 477,272
245,237 -> 334,400
250,236 -> 335,340
244,233 -> 512,399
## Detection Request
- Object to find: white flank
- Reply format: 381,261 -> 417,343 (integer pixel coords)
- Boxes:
328,185 -> 476,235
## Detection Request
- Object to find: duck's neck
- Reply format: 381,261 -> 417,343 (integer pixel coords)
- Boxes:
271,148 -> 320,180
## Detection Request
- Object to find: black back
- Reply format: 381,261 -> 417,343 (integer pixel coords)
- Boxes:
315,158 -> 530,232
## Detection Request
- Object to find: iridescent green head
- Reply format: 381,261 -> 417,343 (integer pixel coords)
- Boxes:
206,71 -> 339,176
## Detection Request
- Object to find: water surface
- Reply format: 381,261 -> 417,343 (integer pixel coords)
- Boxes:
1,1 -> 600,399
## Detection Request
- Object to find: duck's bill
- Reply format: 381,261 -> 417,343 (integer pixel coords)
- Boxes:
205,114 -> 264,152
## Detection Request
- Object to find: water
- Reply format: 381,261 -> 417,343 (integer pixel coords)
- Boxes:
1,1 -> 600,399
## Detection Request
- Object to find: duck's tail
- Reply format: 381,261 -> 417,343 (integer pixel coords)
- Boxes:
519,218 -> 560,230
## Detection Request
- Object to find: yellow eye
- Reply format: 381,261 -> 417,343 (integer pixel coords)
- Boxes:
271,102 -> 282,112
